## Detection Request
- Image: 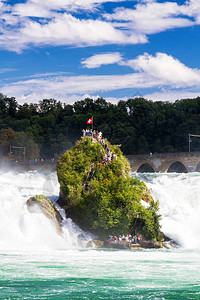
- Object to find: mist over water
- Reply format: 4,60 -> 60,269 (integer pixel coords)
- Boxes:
0,170 -> 92,251
134,172 -> 200,249
1,170 -> 200,299
1,169 -> 199,251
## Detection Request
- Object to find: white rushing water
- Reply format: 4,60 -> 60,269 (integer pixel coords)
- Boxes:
1,170 -> 200,299
0,169 -> 92,251
134,172 -> 200,249
0,169 -> 200,251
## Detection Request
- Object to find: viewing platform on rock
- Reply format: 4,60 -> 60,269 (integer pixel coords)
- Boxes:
108,240 -> 162,249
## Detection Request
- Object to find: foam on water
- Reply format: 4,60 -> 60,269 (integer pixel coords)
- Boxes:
0,170 -> 200,299
1,246 -> 200,299
0,170 -> 92,251
1,169 -> 200,251
134,172 -> 200,249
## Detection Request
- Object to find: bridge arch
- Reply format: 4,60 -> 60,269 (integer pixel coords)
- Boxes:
127,153 -> 200,173
137,163 -> 155,173
196,162 -> 200,172
159,159 -> 188,173
167,161 -> 188,173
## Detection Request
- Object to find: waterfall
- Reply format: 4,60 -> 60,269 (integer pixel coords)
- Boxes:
0,170 -> 92,251
1,169 -> 199,251
134,172 -> 200,249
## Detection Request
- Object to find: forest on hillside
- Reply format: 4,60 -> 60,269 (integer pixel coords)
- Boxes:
1,92 -> 200,161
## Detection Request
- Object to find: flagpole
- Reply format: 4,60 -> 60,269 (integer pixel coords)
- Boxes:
92,115 -> 93,131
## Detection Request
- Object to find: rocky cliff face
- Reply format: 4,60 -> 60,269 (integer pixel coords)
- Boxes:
57,137 -> 161,240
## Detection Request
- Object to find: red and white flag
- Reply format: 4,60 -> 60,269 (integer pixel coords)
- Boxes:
87,117 -> 93,124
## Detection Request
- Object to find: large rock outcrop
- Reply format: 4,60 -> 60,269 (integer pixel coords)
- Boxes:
57,137 -> 162,240
26,195 -> 63,233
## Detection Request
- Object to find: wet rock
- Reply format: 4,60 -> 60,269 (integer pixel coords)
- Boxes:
26,195 -> 63,233
86,239 -> 105,248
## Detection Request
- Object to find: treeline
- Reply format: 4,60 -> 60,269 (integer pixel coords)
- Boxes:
1,92 -> 200,160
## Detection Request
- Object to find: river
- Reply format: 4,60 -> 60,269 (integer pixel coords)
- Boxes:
0,170 -> 200,299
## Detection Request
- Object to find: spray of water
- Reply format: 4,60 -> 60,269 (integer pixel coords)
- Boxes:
1,169 -> 199,250
134,172 -> 200,249
0,170 -> 93,251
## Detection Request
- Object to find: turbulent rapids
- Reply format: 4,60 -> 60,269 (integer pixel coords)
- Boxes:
0,169 -> 200,250
0,170 -> 92,251
135,172 -> 200,249
1,169 -> 200,299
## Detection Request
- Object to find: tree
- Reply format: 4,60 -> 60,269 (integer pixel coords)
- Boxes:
15,132 -> 39,160
138,135 -> 149,154
4,97 -> 18,117
0,128 -> 17,158
39,99 -> 62,114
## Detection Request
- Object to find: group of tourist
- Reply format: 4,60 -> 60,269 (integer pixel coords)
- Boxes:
108,234 -> 142,245
82,129 -> 102,139
27,158 -> 55,163
82,128 -> 117,165
101,149 -> 117,165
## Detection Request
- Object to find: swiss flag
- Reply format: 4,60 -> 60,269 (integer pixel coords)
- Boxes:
87,117 -> 93,124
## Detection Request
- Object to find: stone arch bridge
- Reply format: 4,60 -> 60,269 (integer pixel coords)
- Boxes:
126,152 -> 200,173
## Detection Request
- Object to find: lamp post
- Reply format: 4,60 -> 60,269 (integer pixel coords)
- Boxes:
23,147 -> 26,161
189,134 -> 191,152
10,145 -> 12,160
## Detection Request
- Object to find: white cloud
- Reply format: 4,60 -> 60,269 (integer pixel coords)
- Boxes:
0,0 -> 143,52
104,2 -> 193,34
20,14 -> 146,46
123,52 -> 200,88
0,1 -> 9,12
136,0 -> 156,2
81,52 -> 200,89
1,51 -> 200,103
82,52 -> 123,68
0,68 -> 17,74
9,0 -> 128,21
0,72 -> 157,104
144,90 -> 200,102
13,3 -> 51,18
1,0 -> 200,52
0,11 -> 147,52
1,12 -> 21,26
184,0 -> 200,24
13,0 -> 126,16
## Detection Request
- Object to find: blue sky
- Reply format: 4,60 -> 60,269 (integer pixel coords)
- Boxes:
1,0 -> 200,104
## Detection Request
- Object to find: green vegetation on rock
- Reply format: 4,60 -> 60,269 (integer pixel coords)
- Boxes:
57,137 -> 161,240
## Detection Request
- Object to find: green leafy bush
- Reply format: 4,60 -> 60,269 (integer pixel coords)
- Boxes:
57,137 -> 161,240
